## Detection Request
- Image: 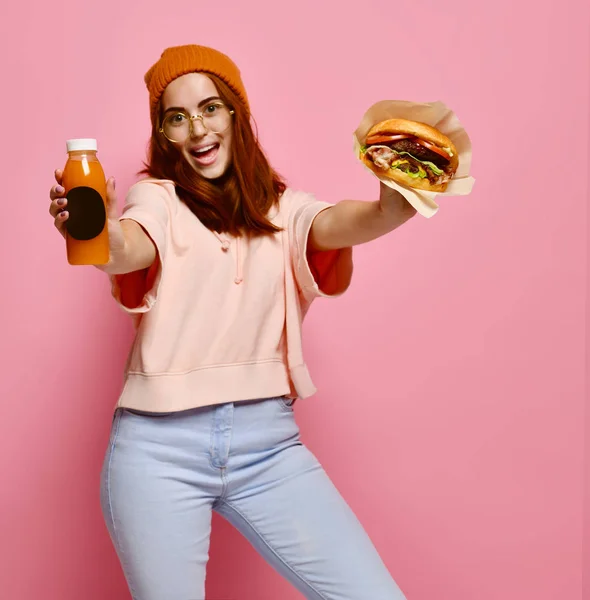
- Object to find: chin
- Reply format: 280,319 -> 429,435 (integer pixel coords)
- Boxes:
192,162 -> 229,180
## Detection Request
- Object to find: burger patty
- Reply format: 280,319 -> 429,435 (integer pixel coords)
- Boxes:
389,139 -> 449,168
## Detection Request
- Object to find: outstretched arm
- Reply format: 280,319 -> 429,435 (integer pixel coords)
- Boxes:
309,182 -> 417,252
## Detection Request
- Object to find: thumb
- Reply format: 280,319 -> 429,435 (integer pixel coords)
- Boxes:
105,177 -> 120,220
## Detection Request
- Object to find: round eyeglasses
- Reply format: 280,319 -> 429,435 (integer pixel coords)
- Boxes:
159,101 -> 234,143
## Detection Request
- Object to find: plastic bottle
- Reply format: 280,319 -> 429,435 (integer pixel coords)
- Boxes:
62,139 -> 109,265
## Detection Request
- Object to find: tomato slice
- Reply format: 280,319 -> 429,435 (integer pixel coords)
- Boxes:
416,139 -> 452,160
365,134 -> 411,145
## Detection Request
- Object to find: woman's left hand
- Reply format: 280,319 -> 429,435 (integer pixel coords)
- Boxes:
378,181 -> 417,220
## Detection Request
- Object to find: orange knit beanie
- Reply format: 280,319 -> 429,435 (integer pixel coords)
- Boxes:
144,44 -> 249,124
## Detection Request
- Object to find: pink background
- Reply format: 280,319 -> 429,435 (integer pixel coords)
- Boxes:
1,0 -> 588,598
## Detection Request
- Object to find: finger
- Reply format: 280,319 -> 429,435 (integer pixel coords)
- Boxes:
49,184 -> 66,201
54,211 -> 68,237
49,197 -> 67,218
54,169 -> 63,186
105,177 -> 119,220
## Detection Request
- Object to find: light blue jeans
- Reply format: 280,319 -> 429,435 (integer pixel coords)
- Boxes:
100,397 -> 407,600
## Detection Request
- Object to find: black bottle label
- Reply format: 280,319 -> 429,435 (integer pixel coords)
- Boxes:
65,186 -> 107,241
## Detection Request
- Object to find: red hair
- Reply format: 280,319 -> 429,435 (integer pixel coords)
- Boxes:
139,74 -> 285,236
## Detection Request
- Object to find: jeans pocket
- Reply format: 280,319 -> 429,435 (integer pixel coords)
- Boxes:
277,396 -> 297,412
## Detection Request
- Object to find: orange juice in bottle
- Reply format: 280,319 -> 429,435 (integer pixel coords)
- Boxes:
62,139 -> 109,265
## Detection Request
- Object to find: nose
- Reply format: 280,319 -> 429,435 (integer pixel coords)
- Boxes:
190,116 -> 207,139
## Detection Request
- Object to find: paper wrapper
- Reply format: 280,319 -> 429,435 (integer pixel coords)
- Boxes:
353,100 -> 475,218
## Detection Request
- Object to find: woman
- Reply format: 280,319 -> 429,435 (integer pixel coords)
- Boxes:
48,45 -> 414,600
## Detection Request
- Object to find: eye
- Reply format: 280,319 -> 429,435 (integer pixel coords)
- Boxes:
205,102 -> 222,114
168,112 -> 188,126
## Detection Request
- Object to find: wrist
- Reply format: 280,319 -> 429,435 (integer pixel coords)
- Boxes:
96,238 -> 129,275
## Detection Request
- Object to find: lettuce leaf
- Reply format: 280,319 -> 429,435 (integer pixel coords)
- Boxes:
390,158 -> 426,179
394,152 -> 443,175
363,145 -> 445,178
405,167 -> 427,179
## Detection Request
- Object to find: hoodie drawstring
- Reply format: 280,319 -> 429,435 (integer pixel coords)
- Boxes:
214,232 -> 243,285
234,237 -> 243,285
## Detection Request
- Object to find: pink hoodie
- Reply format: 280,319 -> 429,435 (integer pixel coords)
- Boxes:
110,178 -> 353,412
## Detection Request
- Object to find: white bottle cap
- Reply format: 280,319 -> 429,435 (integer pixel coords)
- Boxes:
66,138 -> 98,152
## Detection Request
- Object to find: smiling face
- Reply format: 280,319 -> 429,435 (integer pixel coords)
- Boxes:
160,73 -> 233,180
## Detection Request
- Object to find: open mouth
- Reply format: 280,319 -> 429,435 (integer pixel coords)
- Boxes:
189,143 -> 220,166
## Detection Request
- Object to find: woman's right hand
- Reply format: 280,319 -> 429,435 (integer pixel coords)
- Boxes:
49,169 -> 128,270
48,169 -> 70,239
49,170 -> 156,274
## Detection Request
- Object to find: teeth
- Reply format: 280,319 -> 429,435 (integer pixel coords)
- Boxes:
194,144 -> 216,154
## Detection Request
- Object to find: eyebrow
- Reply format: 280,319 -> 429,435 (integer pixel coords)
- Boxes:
162,96 -> 222,115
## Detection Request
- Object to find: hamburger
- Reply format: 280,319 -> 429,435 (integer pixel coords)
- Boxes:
360,118 -> 458,192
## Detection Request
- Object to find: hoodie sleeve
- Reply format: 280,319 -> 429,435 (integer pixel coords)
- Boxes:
110,180 -> 171,315
286,189 -> 353,303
